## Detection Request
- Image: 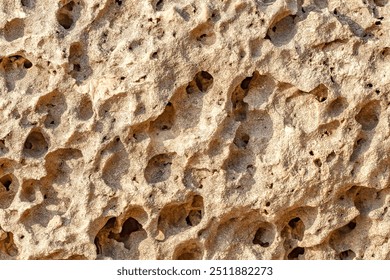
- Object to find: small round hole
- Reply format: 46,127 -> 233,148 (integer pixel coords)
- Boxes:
24,60 -> 33,69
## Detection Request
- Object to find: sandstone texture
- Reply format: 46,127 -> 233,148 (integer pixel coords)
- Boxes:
0,0 -> 389,260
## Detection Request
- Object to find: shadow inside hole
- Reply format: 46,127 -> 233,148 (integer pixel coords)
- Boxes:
338,220 -> 356,234
355,100 -> 380,131
313,0 -> 328,9
0,140 -> 9,155
191,22 -> 216,45
150,102 -> 175,131
110,217 -> 143,243
155,0 -> 164,11
36,91 -> 67,129
326,97 -> 347,117
339,249 -> 356,260
0,174 -> 17,209
144,154 -> 173,184
267,15 -> 297,47
374,0 -> 388,7
0,175 -> 12,191
1,55 -> 32,91
253,225 -> 274,248
102,145 -> 130,190
185,210 -> 202,226
287,217 -> 305,241
4,18 -> 25,42
233,130 -> 250,149
0,232 -> 18,257
20,180 -> 38,202
56,1 -> 82,30
231,77 -> 251,121
22,131 -> 49,158
68,42 -> 92,84
76,95 -> 93,120
287,247 -> 305,260
194,71 -> 213,92
349,135 -> 371,162
21,0 -> 35,8
158,195 -> 204,238
95,215 -> 147,256
173,241 -> 203,260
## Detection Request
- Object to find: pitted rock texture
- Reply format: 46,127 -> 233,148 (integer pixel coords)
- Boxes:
0,0 -> 389,260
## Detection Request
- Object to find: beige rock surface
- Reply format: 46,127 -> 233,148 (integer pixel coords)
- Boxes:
0,0 -> 389,260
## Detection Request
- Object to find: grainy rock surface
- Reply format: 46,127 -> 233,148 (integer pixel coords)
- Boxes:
0,0 -> 389,260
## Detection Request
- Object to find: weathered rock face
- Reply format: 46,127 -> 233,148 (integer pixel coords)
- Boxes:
0,0 -> 389,260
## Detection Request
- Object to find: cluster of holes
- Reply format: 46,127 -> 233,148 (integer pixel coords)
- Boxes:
18,149 -> 81,229
157,195 -> 204,238
328,186 -> 367,259
95,215 -> 146,254
182,168 -> 210,189
150,70 -> 213,134
280,215 -> 306,260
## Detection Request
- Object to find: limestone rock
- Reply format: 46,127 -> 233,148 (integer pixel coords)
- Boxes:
0,0 -> 389,260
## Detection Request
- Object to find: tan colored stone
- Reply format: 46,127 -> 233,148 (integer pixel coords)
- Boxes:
0,0 -> 389,260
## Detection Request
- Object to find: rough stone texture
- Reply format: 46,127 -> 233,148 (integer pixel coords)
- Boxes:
0,0 -> 389,260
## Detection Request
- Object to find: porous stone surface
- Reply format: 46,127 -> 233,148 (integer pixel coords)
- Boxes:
0,0 -> 389,260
